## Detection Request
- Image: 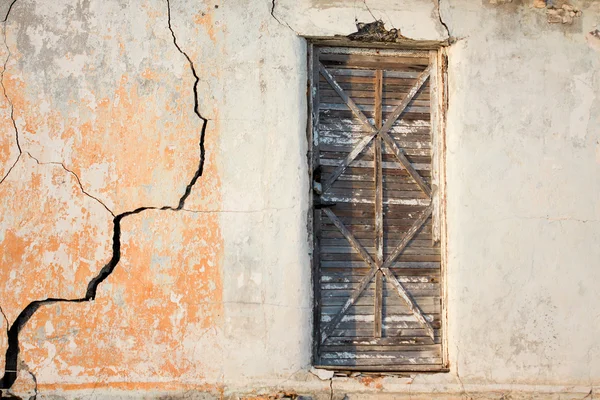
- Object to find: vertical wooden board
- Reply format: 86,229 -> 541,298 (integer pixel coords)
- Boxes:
373,70 -> 384,339
374,270 -> 383,337
310,44 -> 322,363
429,50 -> 441,245
374,70 -> 383,129
437,47 -> 449,369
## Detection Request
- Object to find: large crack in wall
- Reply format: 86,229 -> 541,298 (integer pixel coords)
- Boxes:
0,0 -> 210,394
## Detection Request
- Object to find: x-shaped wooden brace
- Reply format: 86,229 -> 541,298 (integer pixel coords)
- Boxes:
321,205 -> 434,342
319,63 -> 432,197
318,63 -> 435,343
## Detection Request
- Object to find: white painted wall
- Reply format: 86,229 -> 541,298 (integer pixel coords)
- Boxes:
217,0 -> 600,396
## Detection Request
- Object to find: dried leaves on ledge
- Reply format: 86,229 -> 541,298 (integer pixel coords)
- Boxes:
347,20 -> 407,42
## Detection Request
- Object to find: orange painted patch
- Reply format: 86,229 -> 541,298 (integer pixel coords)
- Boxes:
21,207 -> 224,383
7,1 -> 225,390
0,156 -> 113,324
194,11 -> 217,42
358,375 -> 384,390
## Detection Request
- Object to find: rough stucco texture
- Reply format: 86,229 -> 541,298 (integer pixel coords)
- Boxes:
21,209 -> 224,389
2,0 -> 600,398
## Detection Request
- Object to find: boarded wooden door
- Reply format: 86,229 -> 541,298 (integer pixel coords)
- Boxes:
310,46 -> 446,371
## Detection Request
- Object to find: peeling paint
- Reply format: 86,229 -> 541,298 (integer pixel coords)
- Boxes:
0,0 -> 219,394
1,0 -> 600,398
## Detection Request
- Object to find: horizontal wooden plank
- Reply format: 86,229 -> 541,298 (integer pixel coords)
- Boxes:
322,337 -> 440,346
320,145 -> 430,158
320,158 -> 430,170
319,84 -> 430,102
329,323 -> 443,335
319,141 -> 429,156
315,68 -> 427,80
320,247 -> 440,256
319,195 -> 430,207
321,151 -> 431,164
319,85 -> 431,100
320,219 -> 432,232
317,357 -> 442,366
320,95 -> 431,109
321,177 -> 431,189
320,291 -> 439,302
321,297 -> 439,309
320,315 -> 440,326
319,344 -> 441,359
321,282 -> 441,297
319,229 -> 434,241
320,267 -> 437,278
320,91 -> 430,107
319,76 -> 430,87
319,88 -> 428,100
320,109 -> 430,121
327,180 -> 426,192
319,224 -> 433,236
321,294 -> 440,304
320,53 -> 429,65
321,212 -> 432,225
320,188 -> 430,201
321,344 -> 441,352
318,133 -> 431,149
323,202 -> 428,213
320,261 -> 439,269
312,363 -> 447,372
321,305 -> 441,317
321,61 -> 429,72
320,191 -> 429,204
329,327 -> 442,338
321,303 -> 440,315
322,281 -> 439,291
318,119 -> 432,131
322,172 -> 431,186
318,116 -> 430,127
320,238 -> 436,248
320,275 -> 438,285
320,253 -> 440,262
320,103 -> 430,114
320,165 -> 432,178
320,268 -> 439,278
321,213 -> 432,225
319,118 -> 430,131
328,250 -> 438,259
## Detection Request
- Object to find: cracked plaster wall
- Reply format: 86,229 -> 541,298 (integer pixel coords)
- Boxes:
1,0 -> 600,399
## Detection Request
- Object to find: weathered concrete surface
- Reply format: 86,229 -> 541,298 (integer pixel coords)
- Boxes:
0,39 -> 20,184
444,0 -> 600,385
3,0 -> 204,214
1,0 -> 600,398
19,209 -> 223,392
